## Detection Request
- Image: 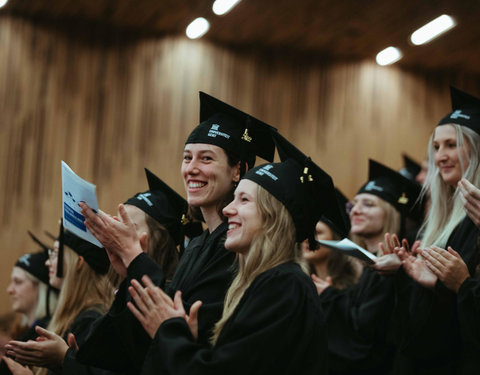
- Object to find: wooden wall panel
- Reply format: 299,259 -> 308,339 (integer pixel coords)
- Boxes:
1,15 -> 480,313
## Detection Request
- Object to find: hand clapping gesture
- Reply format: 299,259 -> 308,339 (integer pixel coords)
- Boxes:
79,202 -> 146,267
127,275 -> 202,340
421,246 -> 470,292
458,178 -> 480,228
5,326 -> 68,369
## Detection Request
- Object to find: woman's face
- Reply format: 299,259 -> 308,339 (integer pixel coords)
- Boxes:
182,143 -> 240,209
349,193 -> 386,237
6,267 -> 38,315
222,179 -> 262,254
433,124 -> 470,187
45,240 -> 64,289
302,221 -> 333,263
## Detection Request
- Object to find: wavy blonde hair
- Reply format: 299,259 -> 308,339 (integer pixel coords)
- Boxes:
420,124 -> 480,247
35,247 -> 113,375
210,184 -> 306,345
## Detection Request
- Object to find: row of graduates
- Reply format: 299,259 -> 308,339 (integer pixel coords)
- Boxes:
2,88 -> 480,374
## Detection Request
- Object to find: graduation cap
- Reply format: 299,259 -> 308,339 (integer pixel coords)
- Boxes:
27,230 -> 51,253
399,154 -> 421,184
15,251 -> 49,286
56,219 -> 109,277
438,86 -> 480,135
357,159 -> 422,235
186,92 -> 277,175
243,131 -> 341,249
318,189 -> 351,239
124,168 -> 203,248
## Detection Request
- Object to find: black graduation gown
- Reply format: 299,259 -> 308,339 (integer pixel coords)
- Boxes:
319,267 -> 395,374
0,316 -> 50,375
456,276 -> 480,375
61,307 -> 122,375
76,223 -> 236,374
392,216 -> 480,375
141,262 -> 327,375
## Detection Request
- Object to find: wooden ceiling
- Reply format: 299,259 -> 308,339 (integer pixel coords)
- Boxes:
4,0 -> 480,74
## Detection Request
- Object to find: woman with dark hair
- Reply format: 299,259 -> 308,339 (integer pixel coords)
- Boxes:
126,149 -> 336,374
315,159 -> 421,375
77,92 -> 276,373
302,191 -> 361,290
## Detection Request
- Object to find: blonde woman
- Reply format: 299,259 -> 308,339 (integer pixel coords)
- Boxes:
1,250 -> 57,375
394,87 -> 480,374
5,230 -> 112,375
127,156 -> 334,375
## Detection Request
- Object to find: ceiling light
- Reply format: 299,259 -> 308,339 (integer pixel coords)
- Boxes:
410,15 -> 456,46
376,47 -> 402,66
212,0 -> 242,16
0,0 -> 8,8
186,17 -> 210,39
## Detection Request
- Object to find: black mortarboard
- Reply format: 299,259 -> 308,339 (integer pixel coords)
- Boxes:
399,154 -> 421,184
438,86 -> 480,135
243,131 -> 339,250
124,168 -> 203,247
27,231 -> 51,253
273,131 -> 345,245
186,92 -> 277,175
56,219 -> 109,277
15,252 -> 49,285
319,189 -> 351,238
357,159 -> 422,236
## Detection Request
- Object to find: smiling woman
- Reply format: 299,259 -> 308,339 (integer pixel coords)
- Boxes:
127,149 -> 338,374
393,87 -> 480,373
76,92 -> 276,374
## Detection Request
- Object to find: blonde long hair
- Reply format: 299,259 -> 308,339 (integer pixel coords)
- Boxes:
46,247 -> 113,337
22,271 -> 57,324
420,124 -> 480,248
210,184 -> 306,345
34,248 -> 113,375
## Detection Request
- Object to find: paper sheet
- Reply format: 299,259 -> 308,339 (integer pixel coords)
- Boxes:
61,161 -> 102,247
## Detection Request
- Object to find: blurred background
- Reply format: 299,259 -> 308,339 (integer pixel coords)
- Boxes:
1,0 -> 480,313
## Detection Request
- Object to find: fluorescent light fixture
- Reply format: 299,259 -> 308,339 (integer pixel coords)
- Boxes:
410,15 -> 456,45
186,17 -> 210,39
212,0 -> 242,15
376,47 -> 402,66
0,0 -> 8,8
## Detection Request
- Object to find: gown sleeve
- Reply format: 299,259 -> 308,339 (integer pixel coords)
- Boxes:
141,266 -> 327,375
319,267 -> 395,373
75,253 -> 165,374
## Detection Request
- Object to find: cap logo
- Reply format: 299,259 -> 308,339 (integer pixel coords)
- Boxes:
18,254 -> 31,266
181,214 -> 190,225
137,193 -> 153,207
208,124 -> 231,139
255,165 -> 278,181
365,181 -> 383,192
451,110 -> 471,120
241,128 -> 252,142
398,193 -> 409,205
300,167 -> 313,183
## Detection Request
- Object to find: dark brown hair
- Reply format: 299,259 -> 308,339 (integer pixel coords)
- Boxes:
145,214 -> 179,281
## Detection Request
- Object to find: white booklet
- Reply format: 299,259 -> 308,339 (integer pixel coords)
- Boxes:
316,238 -> 377,264
61,161 -> 102,247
